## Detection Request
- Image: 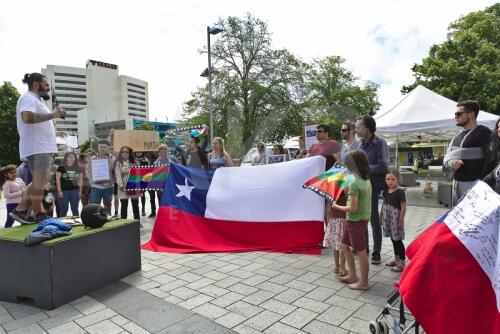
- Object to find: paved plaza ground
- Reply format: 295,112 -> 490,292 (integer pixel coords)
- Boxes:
0,181 -> 445,333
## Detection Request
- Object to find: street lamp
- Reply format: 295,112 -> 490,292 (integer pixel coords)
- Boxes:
206,25 -> 223,142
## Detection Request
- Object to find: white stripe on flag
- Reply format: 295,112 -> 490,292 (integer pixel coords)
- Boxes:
205,156 -> 326,222
444,181 -> 500,312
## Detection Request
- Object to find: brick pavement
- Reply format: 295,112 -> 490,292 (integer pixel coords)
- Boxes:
0,181 -> 445,333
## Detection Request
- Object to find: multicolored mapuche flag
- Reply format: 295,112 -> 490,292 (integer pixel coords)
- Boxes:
125,165 -> 169,191
303,166 -> 354,203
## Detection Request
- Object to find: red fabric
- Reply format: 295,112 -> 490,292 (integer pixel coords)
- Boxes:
399,223 -> 500,334
341,220 -> 368,251
142,207 -> 324,254
405,222 -> 441,259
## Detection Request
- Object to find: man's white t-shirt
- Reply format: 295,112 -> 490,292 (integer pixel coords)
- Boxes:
16,91 -> 57,159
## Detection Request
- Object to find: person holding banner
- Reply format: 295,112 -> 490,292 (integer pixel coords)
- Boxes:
87,140 -> 115,215
115,146 -> 140,221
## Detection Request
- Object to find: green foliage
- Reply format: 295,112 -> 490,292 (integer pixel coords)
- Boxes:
0,82 -> 21,166
183,13 -> 380,156
135,122 -> 155,130
79,137 -> 100,152
402,3 -> 500,115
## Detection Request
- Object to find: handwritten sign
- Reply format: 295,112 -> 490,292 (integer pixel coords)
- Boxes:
444,181 -> 500,312
91,158 -> 111,182
304,124 -> 318,150
267,154 -> 286,164
113,130 -> 159,152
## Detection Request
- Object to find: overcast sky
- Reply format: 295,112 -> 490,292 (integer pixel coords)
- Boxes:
0,0 -> 496,123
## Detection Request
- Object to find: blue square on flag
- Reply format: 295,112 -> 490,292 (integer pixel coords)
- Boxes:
162,163 -> 214,217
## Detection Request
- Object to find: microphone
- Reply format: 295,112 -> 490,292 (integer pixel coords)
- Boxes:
51,80 -> 65,119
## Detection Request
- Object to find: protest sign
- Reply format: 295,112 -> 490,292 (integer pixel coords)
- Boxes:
91,158 -> 111,182
305,124 -> 318,150
114,130 -> 159,152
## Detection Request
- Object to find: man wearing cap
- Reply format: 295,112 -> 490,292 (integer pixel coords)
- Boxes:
10,73 -> 67,224
86,140 -> 115,214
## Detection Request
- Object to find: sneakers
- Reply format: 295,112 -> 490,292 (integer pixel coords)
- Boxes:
371,252 -> 381,265
9,210 -> 35,225
141,209 -> 146,216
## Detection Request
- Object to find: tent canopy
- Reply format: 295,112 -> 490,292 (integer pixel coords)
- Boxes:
375,85 -> 499,142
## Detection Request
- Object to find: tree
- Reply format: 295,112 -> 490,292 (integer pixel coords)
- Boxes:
184,14 -> 307,154
0,82 -> 21,166
402,3 -> 500,115
79,136 -> 100,153
135,121 -> 155,131
305,56 -> 380,121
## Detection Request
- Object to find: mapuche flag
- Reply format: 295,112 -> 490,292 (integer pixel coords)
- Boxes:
398,181 -> 500,334
302,166 -> 354,203
125,165 -> 169,191
142,157 -> 326,254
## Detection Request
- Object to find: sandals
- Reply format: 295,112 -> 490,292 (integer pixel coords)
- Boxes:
385,260 -> 398,267
333,265 -> 340,274
390,263 -> 405,272
338,268 -> 349,277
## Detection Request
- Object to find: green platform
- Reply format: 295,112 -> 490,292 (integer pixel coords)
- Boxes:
0,219 -> 135,244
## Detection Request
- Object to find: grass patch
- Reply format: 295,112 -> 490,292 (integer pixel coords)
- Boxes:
0,219 -> 135,244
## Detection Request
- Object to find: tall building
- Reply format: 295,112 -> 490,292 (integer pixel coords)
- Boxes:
42,60 -> 149,143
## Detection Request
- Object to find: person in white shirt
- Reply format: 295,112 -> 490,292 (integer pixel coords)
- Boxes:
10,73 -> 66,224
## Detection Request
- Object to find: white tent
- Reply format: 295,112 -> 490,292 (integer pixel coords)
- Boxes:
375,85 -> 499,142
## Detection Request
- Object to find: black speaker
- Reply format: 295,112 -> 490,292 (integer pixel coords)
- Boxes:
81,204 -> 108,228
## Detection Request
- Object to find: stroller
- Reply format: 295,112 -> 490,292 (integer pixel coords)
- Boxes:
369,289 -> 422,334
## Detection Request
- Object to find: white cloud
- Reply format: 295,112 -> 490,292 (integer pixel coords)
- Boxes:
0,0 -> 496,123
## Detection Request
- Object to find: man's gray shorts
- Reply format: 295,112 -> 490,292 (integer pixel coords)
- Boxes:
26,153 -> 53,172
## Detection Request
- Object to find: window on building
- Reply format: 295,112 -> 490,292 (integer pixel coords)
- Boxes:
54,79 -> 86,85
54,72 -> 86,79
56,93 -> 87,99
58,100 -> 87,106
127,88 -> 145,95
55,86 -> 86,92
129,106 -> 146,112
128,100 -> 146,107
128,113 -> 146,118
128,95 -> 146,101
127,82 -> 145,89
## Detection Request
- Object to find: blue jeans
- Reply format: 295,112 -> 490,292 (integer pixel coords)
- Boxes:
90,187 -> 113,215
59,189 -> 80,217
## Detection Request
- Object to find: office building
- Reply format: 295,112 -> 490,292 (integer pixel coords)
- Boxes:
42,60 -> 149,143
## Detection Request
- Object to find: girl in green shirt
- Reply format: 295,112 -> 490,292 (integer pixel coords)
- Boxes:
332,149 -> 372,290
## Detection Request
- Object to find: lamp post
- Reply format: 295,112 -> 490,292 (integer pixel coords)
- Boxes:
207,25 -> 222,142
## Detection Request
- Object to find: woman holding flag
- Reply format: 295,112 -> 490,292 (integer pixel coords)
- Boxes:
115,146 -> 140,222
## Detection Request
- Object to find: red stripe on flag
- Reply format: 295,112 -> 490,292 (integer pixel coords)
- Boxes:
399,223 -> 500,334
141,207 -> 324,254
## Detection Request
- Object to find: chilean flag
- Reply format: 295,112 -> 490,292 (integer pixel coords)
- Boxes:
398,181 -> 500,334
142,156 -> 326,254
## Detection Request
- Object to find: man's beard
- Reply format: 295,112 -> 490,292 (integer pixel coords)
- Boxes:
37,89 -> 50,101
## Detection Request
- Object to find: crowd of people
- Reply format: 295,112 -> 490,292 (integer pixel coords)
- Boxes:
2,72 -> 500,292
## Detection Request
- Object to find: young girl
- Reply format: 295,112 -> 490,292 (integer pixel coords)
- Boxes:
332,150 -> 372,290
323,191 -> 348,277
56,152 -> 83,217
380,167 -> 407,272
115,146 -> 141,221
1,165 -> 26,228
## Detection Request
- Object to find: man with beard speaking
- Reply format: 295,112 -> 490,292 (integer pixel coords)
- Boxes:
10,73 -> 67,224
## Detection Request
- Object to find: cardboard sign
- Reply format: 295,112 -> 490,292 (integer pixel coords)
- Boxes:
113,130 -> 160,152
305,124 -> 318,150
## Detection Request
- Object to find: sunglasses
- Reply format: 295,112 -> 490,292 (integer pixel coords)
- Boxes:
454,111 -> 470,117
159,148 -> 168,151
341,129 -> 350,132
316,130 -> 327,133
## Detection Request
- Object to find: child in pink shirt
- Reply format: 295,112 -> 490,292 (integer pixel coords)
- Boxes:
1,165 -> 26,228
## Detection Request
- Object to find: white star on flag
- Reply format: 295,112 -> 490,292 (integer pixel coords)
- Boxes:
176,177 -> 195,201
